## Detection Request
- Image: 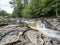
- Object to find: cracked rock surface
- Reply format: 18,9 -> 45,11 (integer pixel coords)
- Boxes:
0,24 -> 60,45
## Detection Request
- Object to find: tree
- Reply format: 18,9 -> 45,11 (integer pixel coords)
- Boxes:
55,0 -> 59,17
22,5 -> 32,18
0,10 -> 10,17
9,0 -> 17,7
10,0 -> 60,18
22,0 -> 41,18
10,0 -> 23,18
38,0 -> 60,17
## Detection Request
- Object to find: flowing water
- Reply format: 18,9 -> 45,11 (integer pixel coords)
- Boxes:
22,20 -> 60,42
0,19 -> 60,44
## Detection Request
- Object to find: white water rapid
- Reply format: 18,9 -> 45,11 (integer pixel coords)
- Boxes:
22,20 -> 60,42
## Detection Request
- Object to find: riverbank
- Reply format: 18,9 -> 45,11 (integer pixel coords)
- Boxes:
0,18 -> 60,30
0,18 -> 60,45
0,24 -> 60,45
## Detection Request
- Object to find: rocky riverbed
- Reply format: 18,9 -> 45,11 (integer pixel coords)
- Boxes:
0,18 -> 60,45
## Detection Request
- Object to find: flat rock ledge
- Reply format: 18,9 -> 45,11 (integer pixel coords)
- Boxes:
0,24 -> 60,45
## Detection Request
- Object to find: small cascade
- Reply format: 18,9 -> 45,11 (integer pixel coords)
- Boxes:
35,21 -> 46,28
22,20 -> 60,42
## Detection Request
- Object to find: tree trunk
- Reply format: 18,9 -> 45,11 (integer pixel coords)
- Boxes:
56,0 -> 58,17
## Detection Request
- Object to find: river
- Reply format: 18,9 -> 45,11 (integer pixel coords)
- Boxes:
22,19 -> 60,42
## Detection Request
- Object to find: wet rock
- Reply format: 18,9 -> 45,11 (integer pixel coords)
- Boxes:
26,43 -> 35,45
19,30 -> 60,45
45,18 -> 60,30
26,30 -> 38,45
0,22 -> 60,45
0,24 -> 27,45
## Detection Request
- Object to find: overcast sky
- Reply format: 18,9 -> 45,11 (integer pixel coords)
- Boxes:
0,0 -> 13,14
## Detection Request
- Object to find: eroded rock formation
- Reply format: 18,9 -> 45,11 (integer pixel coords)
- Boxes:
0,24 -> 60,45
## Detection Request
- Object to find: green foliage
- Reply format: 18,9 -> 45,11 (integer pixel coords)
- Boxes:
10,0 -> 60,18
10,0 -> 23,18
22,5 -> 32,18
0,10 -> 10,17
0,16 -> 4,19
9,0 -> 17,7
22,0 -> 41,18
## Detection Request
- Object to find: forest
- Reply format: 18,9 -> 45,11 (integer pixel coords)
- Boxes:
0,0 -> 60,18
